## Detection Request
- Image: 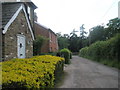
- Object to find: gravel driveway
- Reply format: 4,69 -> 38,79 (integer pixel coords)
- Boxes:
58,56 -> 119,88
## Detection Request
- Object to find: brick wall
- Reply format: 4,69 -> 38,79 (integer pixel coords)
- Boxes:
3,10 -> 33,61
34,23 -> 49,53
34,22 -> 58,53
49,30 -> 58,52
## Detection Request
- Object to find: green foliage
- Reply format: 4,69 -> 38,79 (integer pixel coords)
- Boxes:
33,36 -> 48,56
40,52 -> 57,56
1,55 -> 64,89
56,17 -> 120,53
69,28 -> 88,52
105,18 -> 120,39
79,47 -> 89,57
70,51 -> 72,59
56,33 -> 69,50
69,33 -> 80,52
88,18 -> 120,45
89,25 -> 105,44
60,48 -> 71,64
80,24 -> 87,39
56,30 -> 88,52
79,33 -> 120,69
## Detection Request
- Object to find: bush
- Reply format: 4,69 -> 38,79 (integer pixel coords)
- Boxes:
40,52 -> 57,56
79,33 -> 120,69
70,51 -> 72,59
33,36 -> 48,56
60,48 -> 71,64
1,55 -> 64,89
79,47 -> 89,57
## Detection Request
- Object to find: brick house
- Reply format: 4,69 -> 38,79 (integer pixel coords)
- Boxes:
34,22 -> 58,53
1,1 -> 37,61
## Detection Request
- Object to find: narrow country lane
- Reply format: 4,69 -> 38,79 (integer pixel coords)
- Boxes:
58,56 -> 119,88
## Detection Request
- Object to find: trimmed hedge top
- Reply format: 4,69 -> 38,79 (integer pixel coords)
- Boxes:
79,33 -> 120,69
1,55 -> 64,89
60,48 -> 71,64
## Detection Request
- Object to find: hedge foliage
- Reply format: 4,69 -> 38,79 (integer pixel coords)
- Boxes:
70,52 -> 72,59
60,48 -> 71,64
1,55 -> 64,89
79,33 -> 120,69
40,52 -> 57,56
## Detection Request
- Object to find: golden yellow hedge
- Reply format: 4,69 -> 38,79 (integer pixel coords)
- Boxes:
1,55 -> 64,89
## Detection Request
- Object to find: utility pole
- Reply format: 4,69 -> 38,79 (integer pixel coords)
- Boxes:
89,29 -> 91,46
118,1 -> 120,19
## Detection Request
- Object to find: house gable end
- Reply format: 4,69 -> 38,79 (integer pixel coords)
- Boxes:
2,4 -> 35,40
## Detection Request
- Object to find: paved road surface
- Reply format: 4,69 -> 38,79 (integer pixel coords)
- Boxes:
58,56 -> 119,88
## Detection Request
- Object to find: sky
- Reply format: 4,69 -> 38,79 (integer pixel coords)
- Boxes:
32,0 -> 119,35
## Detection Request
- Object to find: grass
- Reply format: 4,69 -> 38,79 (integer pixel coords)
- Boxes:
90,58 -> 119,69
80,55 -> 120,69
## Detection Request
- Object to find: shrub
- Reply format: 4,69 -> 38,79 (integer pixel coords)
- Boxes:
1,55 -> 64,89
60,48 -> 71,64
79,33 -> 120,69
70,51 -> 72,59
40,52 -> 57,56
33,36 -> 48,56
79,47 -> 89,57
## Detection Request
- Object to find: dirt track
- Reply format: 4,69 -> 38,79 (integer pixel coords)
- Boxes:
58,56 -> 119,88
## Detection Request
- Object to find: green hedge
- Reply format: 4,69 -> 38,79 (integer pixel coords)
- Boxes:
40,52 -> 57,56
70,52 -> 72,59
1,55 -> 64,89
79,33 -> 120,69
60,48 -> 71,64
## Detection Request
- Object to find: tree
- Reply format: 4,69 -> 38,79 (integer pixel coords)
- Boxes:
57,17 -> 120,53
88,17 -> 120,45
70,29 -> 78,37
33,36 -> 48,55
56,32 -> 62,37
105,17 -> 120,39
80,24 -> 87,39
88,25 -> 105,44
79,24 -> 88,48
68,29 -> 80,52
56,32 -> 69,50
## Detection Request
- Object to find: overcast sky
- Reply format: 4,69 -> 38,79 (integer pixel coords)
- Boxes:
32,0 -> 119,35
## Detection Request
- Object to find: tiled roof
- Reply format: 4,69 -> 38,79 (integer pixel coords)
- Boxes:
35,21 -> 49,30
35,21 -> 57,36
2,3 -> 21,28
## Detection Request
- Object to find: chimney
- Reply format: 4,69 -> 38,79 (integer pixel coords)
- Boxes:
34,12 -> 38,22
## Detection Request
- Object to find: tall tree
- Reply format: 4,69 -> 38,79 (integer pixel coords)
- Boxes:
69,29 -> 79,52
80,24 -> 87,39
79,24 -> 88,48
88,25 -> 105,44
105,17 -> 120,39
56,32 -> 69,50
